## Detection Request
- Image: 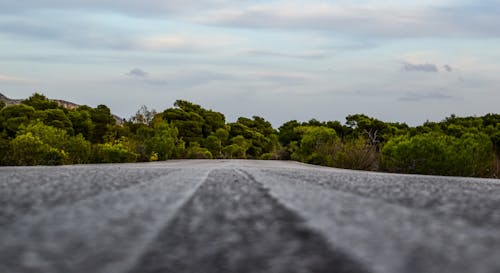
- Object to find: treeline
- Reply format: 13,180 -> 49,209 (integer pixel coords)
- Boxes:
1,93 -> 499,178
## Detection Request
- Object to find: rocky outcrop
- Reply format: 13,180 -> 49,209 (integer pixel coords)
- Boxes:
0,92 -> 22,106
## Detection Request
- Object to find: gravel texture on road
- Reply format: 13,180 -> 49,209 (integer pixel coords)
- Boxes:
1,160 -> 499,273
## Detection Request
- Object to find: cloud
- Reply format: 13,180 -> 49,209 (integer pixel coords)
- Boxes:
0,74 -> 32,83
245,49 -> 325,60
127,68 -> 148,77
399,91 -> 455,101
196,3 -> 500,38
0,0 -> 241,17
403,62 -> 439,72
134,36 -> 219,53
0,13 -> 234,53
131,70 -> 235,88
443,64 -> 453,72
253,71 -> 312,85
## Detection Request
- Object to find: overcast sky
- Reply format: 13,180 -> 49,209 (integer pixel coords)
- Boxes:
1,0 -> 499,126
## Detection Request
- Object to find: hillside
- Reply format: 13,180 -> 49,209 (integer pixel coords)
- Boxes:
0,92 -> 124,124
0,93 -> 22,106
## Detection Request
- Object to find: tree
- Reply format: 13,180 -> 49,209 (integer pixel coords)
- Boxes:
131,105 -> 157,125
162,100 -> 225,145
185,142 -> 213,159
144,122 -> 178,161
36,108 -> 73,134
13,121 -> 91,165
291,126 -> 338,165
65,134 -> 91,164
92,137 -> 138,163
22,93 -> 59,110
90,104 -> 115,143
163,104 -> 204,145
205,135 -> 222,158
9,132 -> 55,165
0,104 -> 36,136
381,132 -> 493,177
68,108 -> 94,140
278,120 -> 301,146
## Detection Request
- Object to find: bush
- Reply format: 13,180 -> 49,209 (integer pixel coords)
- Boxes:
92,138 -> 138,163
185,143 -> 213,159
9,132 -> 68,165
321,138 -> 378,171
381,133 -> 494,177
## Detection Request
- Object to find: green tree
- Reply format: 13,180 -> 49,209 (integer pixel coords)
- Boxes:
92,137 -> 138,163
291,126 -> 339,165
36,108 -> 74,134
15,121 -> 91,165
205,135 -> 222,158
185,142 -> 213,159
222,144 -> 246,159
9,132 -> 54,165
65,134 -> 91,164
144,122 -> 178,161
90,104 -> 115,143
0,104 -> 36,136
68,108 -> 94,140
381,132 -> 493,177
162,100 -> 225,145
22,93 -> 59,110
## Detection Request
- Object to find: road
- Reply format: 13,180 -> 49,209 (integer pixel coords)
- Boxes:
1,160 -> 499,273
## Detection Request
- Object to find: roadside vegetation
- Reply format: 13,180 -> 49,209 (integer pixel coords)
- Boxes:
1,93 -> 499,178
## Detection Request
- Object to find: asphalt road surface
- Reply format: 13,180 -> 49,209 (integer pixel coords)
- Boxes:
1,160 -> 500,273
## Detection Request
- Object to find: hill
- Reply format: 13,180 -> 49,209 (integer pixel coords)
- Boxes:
0,92 -> 124,124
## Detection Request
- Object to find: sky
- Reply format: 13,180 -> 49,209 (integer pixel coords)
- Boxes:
0,0 -> 499,126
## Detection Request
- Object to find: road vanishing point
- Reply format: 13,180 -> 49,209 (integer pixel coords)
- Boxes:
1,160 -> 500,273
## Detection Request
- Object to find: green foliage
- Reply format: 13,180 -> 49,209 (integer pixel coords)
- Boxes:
381,132 -> 493,177
228,116 -> 278,158
11,121 -> 91,165
22,93 -> 59,110
2,93 -> 499,178
10,132 -> 55,165
185,142 -> 213,159
0,132 -> 9,164
90,104 -> 115,143
65,134 -> 91,164
0,104 -> 36,136
162,100 -> 225,145
278,120 -> 300,146
36,108 -> 73,134
68,108 -> 94,139
323,138 -> 379,171
205,135 -> 222,158
291,126 -> 338,165
92,137 -> 138,163
144,122 -> 178,161
222,144 -> 246,159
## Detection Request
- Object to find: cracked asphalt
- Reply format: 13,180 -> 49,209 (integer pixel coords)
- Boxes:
1,160 -> 499,273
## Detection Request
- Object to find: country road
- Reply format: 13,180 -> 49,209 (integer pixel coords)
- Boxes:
1,160 -> 500,273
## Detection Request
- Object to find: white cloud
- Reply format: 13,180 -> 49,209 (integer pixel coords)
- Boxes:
196,3 -> 500,38
245,49 -> 325,60
0,74 -> 32,83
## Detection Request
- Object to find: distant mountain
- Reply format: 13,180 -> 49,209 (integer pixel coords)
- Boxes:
0,92 -> 124,124
0,92 -> 22,106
